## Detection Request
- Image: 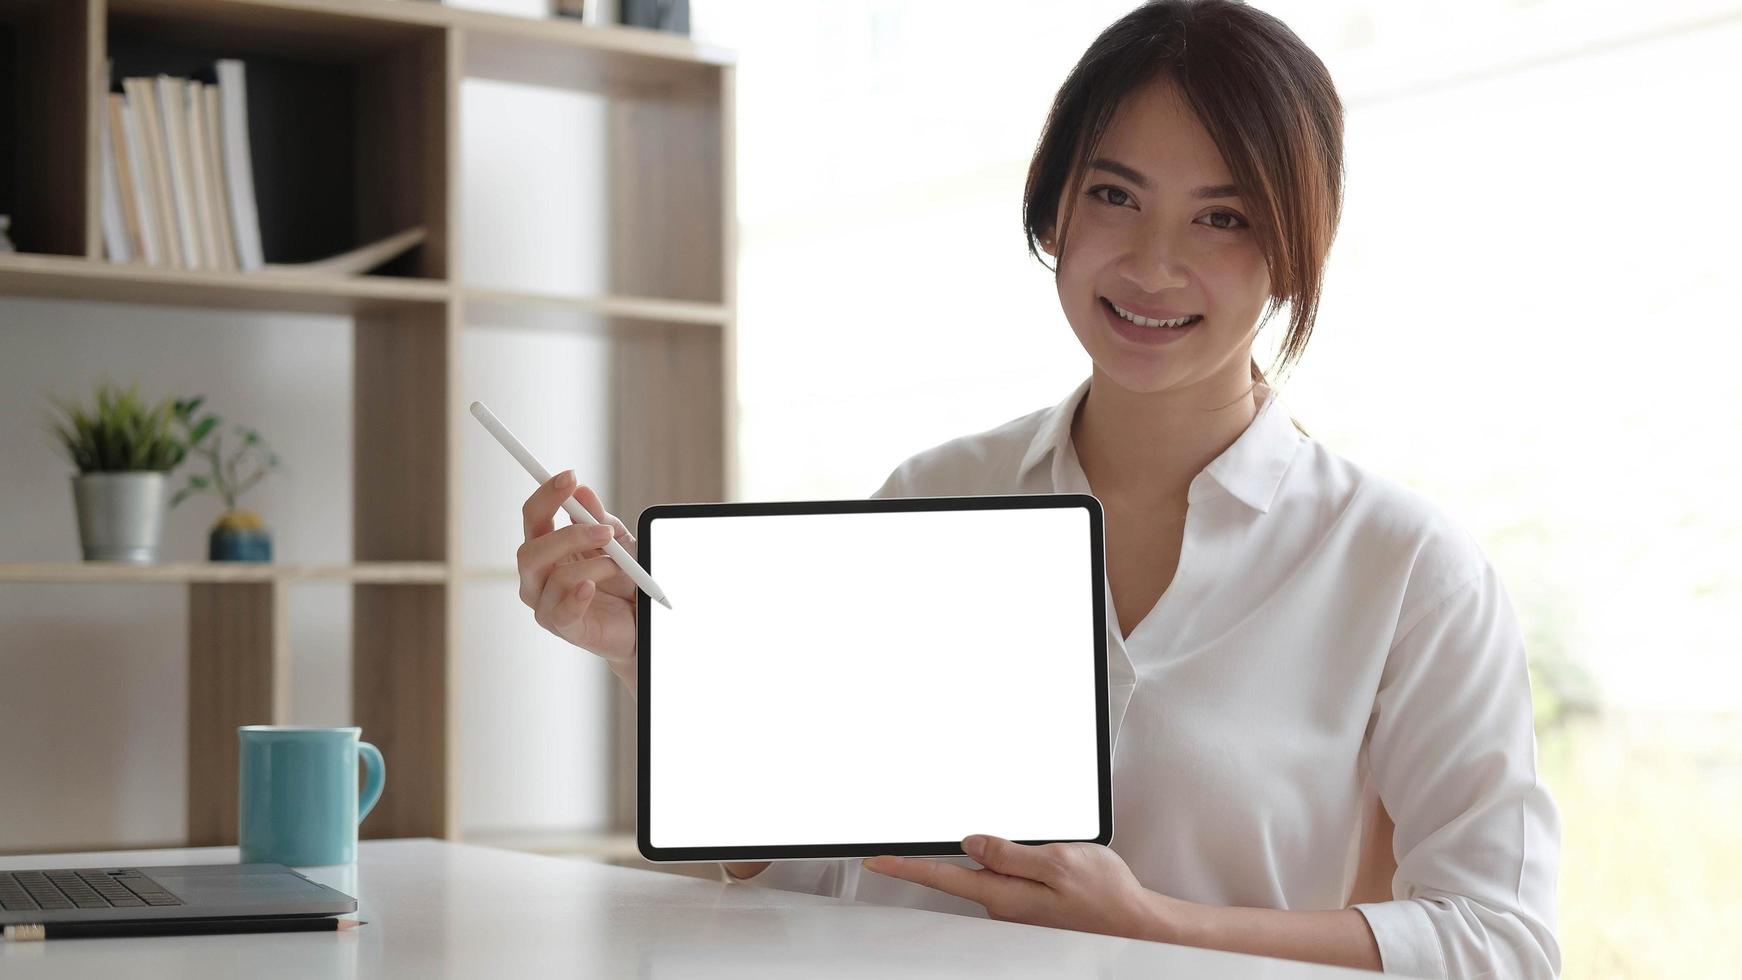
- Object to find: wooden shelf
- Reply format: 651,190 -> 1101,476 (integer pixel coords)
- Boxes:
460,286 -> 729,328
0,561 -> 449,584
113,0 -> 734,67
0,0 -> 733,855
0,252 -> 446,314
0,255 -> 736,326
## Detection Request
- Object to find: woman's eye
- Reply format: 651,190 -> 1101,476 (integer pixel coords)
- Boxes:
1202,210 -> 1249,231
1088,185 -> 1133,208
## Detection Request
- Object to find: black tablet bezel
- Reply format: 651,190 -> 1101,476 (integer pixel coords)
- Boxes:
636,493 -> 1111,864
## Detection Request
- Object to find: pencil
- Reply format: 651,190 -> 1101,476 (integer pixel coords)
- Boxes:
469,400 -> 673,610
3,917 -> 364,941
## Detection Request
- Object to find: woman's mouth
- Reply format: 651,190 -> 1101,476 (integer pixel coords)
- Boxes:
1100,297 -> 1201,346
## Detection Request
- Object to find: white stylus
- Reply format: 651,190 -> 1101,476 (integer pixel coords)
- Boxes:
470,400 -> 673,610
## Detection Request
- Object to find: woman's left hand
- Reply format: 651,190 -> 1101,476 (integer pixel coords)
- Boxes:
863,836 -> 1184,942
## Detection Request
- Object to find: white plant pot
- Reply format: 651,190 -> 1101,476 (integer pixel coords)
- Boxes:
72,471 -> 167,563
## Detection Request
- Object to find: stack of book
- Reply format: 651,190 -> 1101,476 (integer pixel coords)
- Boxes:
99,59 -> 265,272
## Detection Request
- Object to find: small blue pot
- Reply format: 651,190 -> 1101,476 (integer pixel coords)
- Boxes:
210,525 -> 272,561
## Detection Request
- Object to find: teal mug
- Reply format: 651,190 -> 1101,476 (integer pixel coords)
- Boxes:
238,726 -> 386,866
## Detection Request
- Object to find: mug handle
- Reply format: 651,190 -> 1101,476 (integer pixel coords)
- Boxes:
357,741 -> 386,824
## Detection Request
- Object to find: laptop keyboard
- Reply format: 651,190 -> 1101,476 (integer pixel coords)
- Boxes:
0,869 -> 183,911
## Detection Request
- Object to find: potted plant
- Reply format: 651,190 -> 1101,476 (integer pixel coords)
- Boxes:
170,396 -> 283,561
45,381 -> 188,563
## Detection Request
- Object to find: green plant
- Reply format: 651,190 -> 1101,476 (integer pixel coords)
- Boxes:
45,380 -> 188,473
169,396 -> 282,513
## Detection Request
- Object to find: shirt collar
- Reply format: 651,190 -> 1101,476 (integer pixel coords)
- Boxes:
1017,377 -> 1302,514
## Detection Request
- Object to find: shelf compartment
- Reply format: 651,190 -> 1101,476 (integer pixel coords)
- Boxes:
458,43 -> 726,309
106,0 -> 452,278
0,252 -> 447,314
0,0 -> 95,257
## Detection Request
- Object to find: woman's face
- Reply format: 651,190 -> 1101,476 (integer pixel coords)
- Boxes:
1041,78 -> 1272,397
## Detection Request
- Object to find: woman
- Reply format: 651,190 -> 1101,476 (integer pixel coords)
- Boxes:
514,1 -> 1560,976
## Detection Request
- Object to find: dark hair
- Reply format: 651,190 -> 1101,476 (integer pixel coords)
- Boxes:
1023,0 -> 1344,428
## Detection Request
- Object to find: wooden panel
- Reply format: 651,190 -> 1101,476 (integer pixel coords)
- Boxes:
353,583 -> 448,839
354,304 -> 450,561
82,0 -> 103,258
611,682 -> 635,831
719,64 -> 739,502
607,73 -> 723,304
604,67 -> 734,833
186,580 -> 286,846
608,324 -> 724,831
609,323 -> 725,529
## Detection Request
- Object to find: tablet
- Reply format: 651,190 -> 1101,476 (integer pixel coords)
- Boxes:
636,493 -> 1111,863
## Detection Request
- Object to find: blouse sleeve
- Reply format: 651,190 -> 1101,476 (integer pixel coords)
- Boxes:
1351,558 -> 1563,979
721,463 -> 913,897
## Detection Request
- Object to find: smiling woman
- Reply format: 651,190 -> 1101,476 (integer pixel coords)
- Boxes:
1023,0 -> 1343,415
610,3 -> 1558,978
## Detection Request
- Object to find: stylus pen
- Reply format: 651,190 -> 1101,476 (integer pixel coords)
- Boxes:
2,917 -> 364,941
469,400 -> 673,610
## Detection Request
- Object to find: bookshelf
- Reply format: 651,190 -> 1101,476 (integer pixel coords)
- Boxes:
0,0 -> 736,856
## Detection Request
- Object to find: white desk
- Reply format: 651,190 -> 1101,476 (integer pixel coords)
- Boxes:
2,839 -> 1377,978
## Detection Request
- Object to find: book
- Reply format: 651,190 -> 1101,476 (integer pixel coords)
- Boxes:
123,76 -> 181,269
201,83 -> 239,272
117,94 -> 163,266
264,227 -> 424,276
98,92 -> 130,263
107,93 -> 146,263
215,59 -> 265,271
184,80 -> 221,270
156,74 -> 202,269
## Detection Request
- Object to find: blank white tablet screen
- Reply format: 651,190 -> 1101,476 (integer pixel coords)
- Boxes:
646,503 -> 1102,851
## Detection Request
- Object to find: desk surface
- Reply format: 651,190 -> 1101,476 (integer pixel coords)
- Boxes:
1,839 -> 1376,978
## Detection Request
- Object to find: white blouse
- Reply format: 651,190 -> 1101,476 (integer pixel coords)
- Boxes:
728,378 -> 1561,979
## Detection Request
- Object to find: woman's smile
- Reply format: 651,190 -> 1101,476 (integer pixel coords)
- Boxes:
1099,296 -> 1201,347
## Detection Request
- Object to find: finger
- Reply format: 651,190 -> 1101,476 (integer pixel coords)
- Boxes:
544,579 -> 634,656
541,577 -> 599,639
861,856 -> 1045,909
572,485 -> 635,548
964,836 -> 1066,883
521,521 -> 615,573
536,557 -> 622,632
522,470 -> 578,541
547,553 -> 635,603
518,523 -> 616,606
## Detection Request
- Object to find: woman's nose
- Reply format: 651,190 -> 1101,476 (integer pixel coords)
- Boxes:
1118,229 -> 1191,293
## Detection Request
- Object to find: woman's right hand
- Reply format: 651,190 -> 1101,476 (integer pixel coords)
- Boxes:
518,470 -> 639,670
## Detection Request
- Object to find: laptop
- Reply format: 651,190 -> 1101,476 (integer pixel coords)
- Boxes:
0,863 -> 356,935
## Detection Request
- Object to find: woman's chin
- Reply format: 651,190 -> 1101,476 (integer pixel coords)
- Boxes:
1091,356 -> 1190,395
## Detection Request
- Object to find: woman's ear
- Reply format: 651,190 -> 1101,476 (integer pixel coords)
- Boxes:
1038,232 -> 1057,258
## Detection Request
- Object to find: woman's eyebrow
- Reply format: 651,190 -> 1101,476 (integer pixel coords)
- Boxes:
1088,157 -> 1240,199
